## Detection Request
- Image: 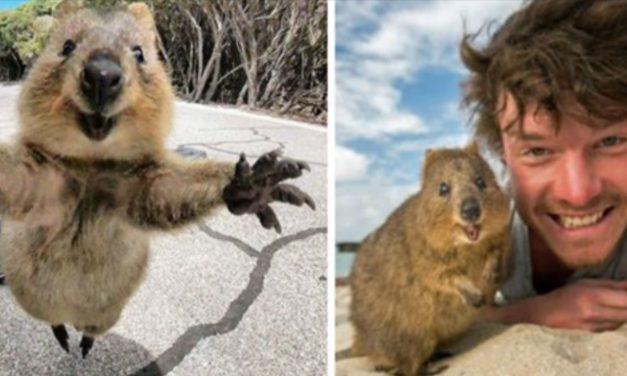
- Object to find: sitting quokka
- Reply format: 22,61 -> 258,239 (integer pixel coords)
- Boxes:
349,143 -> 510,376
0,2 -> 314,358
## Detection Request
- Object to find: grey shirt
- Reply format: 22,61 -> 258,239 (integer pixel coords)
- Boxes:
496,210 -> 627,305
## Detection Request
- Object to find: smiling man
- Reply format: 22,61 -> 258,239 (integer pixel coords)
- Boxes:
461,0 -> 627,331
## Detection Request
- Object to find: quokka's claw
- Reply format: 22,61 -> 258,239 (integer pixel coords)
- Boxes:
296,160 -> 311,172
80,335 -> 95,359
256,205 -> 281,233
276,159 -> 310,179
51,325 -> 70,353
264,149 -> 283,160
234,153 -> 252,181
252,149 -> 282,177
458,286 -> 485,308
271,184 -> 316,210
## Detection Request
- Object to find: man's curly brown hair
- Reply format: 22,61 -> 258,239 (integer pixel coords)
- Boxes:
461,0 -> 627,156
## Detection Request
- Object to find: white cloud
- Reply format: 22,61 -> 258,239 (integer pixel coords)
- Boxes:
394,133 -> 470,154
353,1 -> 523,67
336,59 -> 427,141
336,0 -> 523,142
336,145 -> 370,182
336,182 -> 417,242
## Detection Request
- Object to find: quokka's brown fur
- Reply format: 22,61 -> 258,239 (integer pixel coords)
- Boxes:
349,143 -> 510,376
0,2 -> 238,346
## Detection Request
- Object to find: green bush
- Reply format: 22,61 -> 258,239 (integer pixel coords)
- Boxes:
0,0 -> 61,65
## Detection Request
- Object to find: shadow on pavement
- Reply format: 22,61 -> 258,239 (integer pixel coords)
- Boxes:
0,291 -> 161,376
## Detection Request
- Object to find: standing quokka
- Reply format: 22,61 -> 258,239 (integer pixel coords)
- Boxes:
0,2 -> 314,358
349,143 -> 510,376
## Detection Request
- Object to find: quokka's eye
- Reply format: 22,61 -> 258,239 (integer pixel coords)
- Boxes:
132,46 -> 145,63
475,176 -> 487,190
439,182 -> 450,197
61,40 -> 76,57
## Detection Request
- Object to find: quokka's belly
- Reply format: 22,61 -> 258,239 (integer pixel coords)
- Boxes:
1,220 -> 150,324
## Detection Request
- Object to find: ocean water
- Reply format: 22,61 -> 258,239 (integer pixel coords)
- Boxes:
336,247 -> 355,277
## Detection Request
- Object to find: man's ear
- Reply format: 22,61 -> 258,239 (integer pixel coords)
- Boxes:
498,146 -> 507,166
128,2 -> 156,32
53,0 -> 83,21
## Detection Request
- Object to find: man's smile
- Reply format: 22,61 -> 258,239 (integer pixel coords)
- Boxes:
548,207 -> 614,230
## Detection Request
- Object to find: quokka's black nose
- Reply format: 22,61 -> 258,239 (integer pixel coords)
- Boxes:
461,197 -> 481,221
81,53 -> 123,111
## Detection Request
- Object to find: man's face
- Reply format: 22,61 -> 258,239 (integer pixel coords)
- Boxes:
500,94 -> 627,268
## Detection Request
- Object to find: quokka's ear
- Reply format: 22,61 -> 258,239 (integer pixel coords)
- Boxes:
53,0 -> 83,21
421,148 -> 438,182
465,140 -> 480,155
128,2 -> 156,32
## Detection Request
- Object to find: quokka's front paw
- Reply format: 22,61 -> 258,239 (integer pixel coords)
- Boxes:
455,278 -> 486,308
222,150 -> 315,233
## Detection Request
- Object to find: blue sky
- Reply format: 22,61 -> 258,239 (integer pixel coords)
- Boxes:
0,0 -> 31,10
335,0 -> 524,250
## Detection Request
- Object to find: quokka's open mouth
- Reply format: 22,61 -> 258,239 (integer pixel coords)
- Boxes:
78,112 -> 117,141
463,224 -> 480,241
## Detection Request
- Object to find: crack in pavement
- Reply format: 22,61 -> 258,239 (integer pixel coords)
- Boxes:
203,127 -> 285,153
180,127 -> 327,167
207,128 -> 273,147
197,223 -> 260,258
208,138 -> 268,146
129,227 -> 327,376
199,126 -> 325,133
175,142 -> 326,167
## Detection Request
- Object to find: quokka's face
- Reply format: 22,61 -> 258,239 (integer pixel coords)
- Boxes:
421,149 -> 509,245
18,4 -> 174,160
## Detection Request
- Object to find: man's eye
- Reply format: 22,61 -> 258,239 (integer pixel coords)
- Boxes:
525,147 -> 549,157
598,136 -> 624,148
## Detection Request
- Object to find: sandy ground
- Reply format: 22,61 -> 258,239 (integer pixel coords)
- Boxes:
335,286 -> 627,376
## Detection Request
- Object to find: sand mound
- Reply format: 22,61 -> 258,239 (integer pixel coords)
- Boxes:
336,286 -> 627,376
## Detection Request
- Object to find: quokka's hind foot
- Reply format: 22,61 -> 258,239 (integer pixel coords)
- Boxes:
373,364 -> 401,375
372,357 -> 400,375
419,349 -> 454,375
428,350 -> 454,363
51,325 -> 69,353
387,356 -> 447,376
420,362 -> 449,376
79,335 -> 95,358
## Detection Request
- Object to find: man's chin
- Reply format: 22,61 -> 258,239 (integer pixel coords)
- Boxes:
534,210 -> 625,269
556,251 -> 610,269
548,237 -> 616,269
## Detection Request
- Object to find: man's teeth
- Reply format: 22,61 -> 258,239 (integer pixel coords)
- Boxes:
559,212 -> 604,229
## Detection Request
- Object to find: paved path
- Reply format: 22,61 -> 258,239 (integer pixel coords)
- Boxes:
0,84 -> 328,376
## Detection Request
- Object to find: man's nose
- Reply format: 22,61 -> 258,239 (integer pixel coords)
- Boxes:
552,151 -> 602,207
